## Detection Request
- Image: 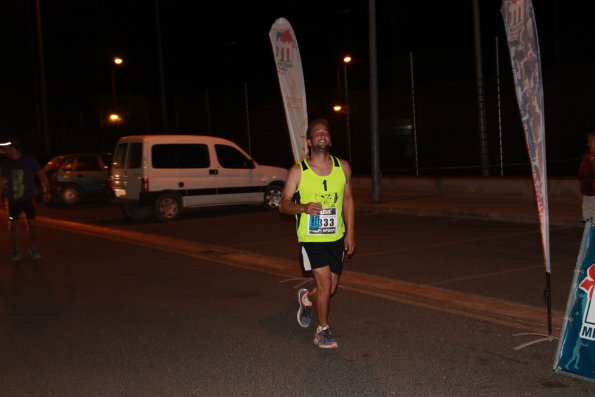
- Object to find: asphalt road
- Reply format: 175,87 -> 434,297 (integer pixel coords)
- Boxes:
35,201 -> 584,312
0,202 -> 593,395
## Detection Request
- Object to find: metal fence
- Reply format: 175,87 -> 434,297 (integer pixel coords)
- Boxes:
14,59 -> 595,177
179,60 -> 595,177
360,61 -> 595,177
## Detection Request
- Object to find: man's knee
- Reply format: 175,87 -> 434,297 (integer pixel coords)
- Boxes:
313,273 -> 332,292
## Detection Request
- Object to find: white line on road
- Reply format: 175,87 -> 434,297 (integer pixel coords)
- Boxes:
37,216 -> 563,336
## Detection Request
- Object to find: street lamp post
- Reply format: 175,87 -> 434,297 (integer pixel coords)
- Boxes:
111,56 -> 123,107
342,55 -> 352,167
34,0 -> 50,154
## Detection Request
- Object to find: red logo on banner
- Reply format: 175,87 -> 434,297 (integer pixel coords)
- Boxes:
580,264 -> 595,300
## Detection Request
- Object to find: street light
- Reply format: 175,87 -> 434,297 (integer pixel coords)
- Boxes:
342,55 -> 352,166
107,113 -> 123,123
111,56 -> 124,107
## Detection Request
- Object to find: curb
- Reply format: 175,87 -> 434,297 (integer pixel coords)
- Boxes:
355,202 -> 583,228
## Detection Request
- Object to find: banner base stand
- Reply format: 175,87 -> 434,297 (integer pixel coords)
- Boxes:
513,332 -> 558,350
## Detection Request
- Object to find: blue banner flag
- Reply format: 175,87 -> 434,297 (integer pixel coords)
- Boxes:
554,222 -> 595,381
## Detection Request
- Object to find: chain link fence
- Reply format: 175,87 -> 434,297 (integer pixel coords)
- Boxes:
12,59 -> 595,177
169,60 -> 595,177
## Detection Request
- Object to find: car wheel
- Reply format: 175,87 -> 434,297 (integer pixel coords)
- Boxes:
264,185 -> 283,209
154,193 -> 182,222
61,186 -> 81,205
122,206 -> 152,221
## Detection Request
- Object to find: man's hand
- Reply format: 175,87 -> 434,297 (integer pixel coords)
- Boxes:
303,202 -> 322,215
344,233 -> 355,257
42,191 -> 52,204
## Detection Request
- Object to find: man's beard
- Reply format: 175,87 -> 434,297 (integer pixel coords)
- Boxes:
311,144 -> 330,155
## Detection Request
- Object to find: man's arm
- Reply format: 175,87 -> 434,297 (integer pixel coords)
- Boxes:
36,169 -> 52,202
279,163 -> 321,215
279,164 -> 303,215
341,159 -> 355,256
0,176 -> 5,204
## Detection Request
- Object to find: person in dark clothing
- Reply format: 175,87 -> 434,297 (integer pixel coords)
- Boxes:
578,131 -> 595,222
0,139 -> 51,261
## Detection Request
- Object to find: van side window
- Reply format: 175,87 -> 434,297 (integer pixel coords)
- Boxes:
179,144 -> 209,168
215,144 -> 253,169
128,143 -> 143,168
152,144 -> 209,169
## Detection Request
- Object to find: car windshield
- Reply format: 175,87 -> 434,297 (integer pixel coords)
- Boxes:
43,156 -> 65,173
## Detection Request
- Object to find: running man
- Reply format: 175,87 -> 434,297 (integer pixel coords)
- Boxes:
279,118 -> 355,349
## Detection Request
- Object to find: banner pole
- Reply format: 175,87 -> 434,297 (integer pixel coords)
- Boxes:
244,82 -> 252,156
545,271 -> 553,335
502,0 -> 555,350
409,51 -> 419,176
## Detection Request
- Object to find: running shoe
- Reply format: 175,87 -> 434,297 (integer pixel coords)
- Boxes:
313,326 -> 338,349
297,288 -> 312,328
28,246 -> 42,260
11,249 -> 21,262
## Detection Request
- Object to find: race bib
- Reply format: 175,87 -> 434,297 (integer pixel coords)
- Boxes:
308,208 -> 337,235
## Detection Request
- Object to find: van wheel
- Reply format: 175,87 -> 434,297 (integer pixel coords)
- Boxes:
122,206 -> 152,221
264,185 -> 282,209
61,186 -> 81,205
154,193 -> 182,222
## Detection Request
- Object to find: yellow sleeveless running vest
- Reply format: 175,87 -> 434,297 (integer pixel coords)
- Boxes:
295,156 -> 346,242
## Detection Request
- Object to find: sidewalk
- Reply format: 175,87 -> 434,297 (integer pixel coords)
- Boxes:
353,189 -> 583,227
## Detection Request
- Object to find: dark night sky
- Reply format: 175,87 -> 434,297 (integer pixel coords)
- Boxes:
1,0 -> 593,144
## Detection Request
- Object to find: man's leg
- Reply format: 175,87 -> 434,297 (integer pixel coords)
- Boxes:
8,219 -> 20,261
308,270 -> 340,311
7,202 -> 21,261
311,266 -> 332,327
25,218 -> 37,248
25,218 -> 41,259
310,266 -> 338,348
330,272 -> 341,296
23,201 -> 41,259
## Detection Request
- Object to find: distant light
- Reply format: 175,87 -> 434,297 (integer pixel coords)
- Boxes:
113,57 -> 123,65
333,105 -> 343,112
343,55 -> 352,64
108,113 -> 123,122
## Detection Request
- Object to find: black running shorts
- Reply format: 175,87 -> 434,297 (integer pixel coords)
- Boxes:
299,237 -> 345,275
8,199 -> 36,221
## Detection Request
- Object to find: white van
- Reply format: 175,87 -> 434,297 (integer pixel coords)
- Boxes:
108,135 -> 287,221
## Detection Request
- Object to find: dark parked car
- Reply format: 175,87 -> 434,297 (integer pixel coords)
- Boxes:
43,153 -> 111,205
